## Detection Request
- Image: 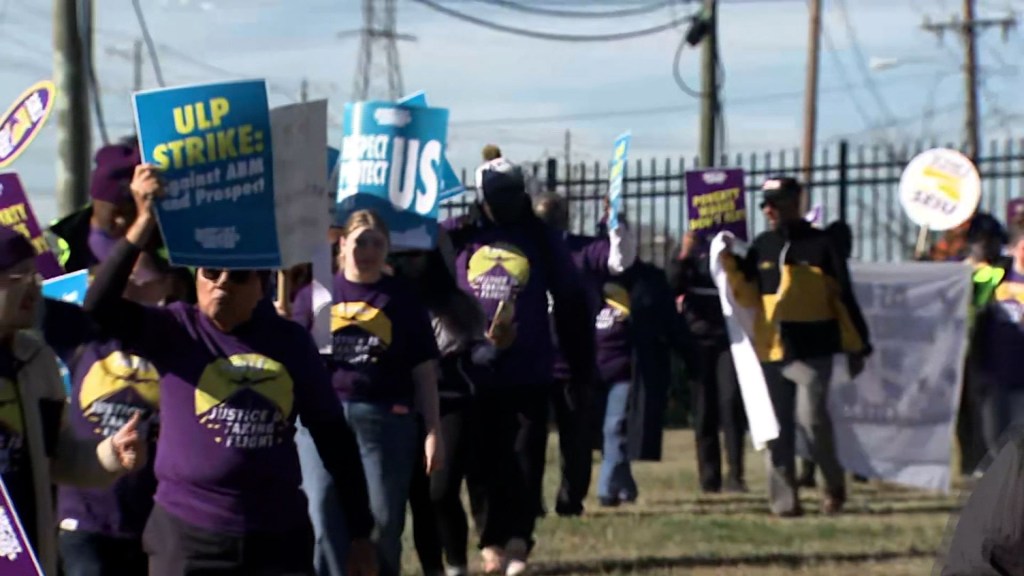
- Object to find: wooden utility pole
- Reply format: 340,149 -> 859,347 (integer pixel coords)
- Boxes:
923,1 -> 1017,164
132,39 -> 143,91
300,78 -> 309,102
698,0 -> 718,168
563,129 -> 571,175
800,0 -> 822,213
54,0 -> 91,217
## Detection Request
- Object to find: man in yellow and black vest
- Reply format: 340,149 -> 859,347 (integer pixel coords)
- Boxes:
720,176 -> 872,518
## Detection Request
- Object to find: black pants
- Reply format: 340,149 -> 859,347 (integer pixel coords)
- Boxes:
409,418 -> 445,575
466,387 -> 545,550
428,399 -> 474,568
143,504 -> 314,576
547,378 -> 592,515
691,343 -> 746,491
59,530 -> 148,576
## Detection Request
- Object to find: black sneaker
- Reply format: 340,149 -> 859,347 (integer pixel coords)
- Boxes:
598,496 -> 620,508
723,478 -> 749,493
555,501 -> 584,517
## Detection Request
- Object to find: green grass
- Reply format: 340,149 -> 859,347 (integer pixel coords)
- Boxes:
401,429 -> 958,575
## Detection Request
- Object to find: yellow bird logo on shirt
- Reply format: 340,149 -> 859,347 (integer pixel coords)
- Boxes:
331,302 -> 393,347
194,354 -> 294,419
79,351 -> 160,412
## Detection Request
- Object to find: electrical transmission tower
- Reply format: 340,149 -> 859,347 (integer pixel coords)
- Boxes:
341,0 -> 416,101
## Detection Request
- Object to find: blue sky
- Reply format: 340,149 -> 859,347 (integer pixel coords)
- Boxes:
1,0 -> 1022,224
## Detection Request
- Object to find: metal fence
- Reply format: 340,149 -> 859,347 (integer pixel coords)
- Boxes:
440,138 -> 1024,269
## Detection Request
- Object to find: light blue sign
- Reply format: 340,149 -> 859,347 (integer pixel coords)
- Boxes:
41,269 -> 89,306
133,80 -> 279,269
337,101 -> 449,250
398,91 -> 466,202
607,131 -> 631,231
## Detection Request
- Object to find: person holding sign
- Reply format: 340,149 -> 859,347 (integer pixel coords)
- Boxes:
0,226 -> 145,576
720,176 -> 872,518
83,165 -> 377,576
443,158 -> 591,575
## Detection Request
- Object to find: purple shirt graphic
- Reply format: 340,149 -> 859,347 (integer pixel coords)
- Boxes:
329,274 -> 439,407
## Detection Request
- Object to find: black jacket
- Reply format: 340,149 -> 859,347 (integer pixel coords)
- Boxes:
668,250 -> 726,347
724,219 -> 872,362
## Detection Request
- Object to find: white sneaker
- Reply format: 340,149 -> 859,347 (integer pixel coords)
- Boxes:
505,538 -> 529,576
446,566 -> 469,576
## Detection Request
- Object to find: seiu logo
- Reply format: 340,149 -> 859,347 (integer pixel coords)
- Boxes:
702,171 -> 728,185
374,108 -> 411,128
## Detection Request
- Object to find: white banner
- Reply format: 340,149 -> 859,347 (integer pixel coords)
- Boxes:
709,232 -> 779,450
830,262 -> 971,493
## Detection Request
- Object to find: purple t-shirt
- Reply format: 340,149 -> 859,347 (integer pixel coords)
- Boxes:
551,235 -> 633,384
330,274 -> 438,407
58,340 -> 159,538
118,301 -> 346,534
983,270 -> 1024,389
443,218 -> 581,388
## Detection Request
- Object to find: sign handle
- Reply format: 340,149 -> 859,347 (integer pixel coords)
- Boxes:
276,270 -> 291,318
914,225 -> 931,260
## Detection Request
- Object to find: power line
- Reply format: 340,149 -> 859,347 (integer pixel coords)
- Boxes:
832,0 -> 898,126
821,20 -> 878,131
409,0 -> 690,41
462,0 -> 675,19
450,70 -> 945,127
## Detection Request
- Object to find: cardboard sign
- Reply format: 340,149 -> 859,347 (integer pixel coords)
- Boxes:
0,173 -> 64,279
898,148 -> 981,232
397,91 -> 465,202
41,269 -> 89,306
133,80 -> 329,269
0,80 -> 55,169
607,131 -> 631,231
336,101 -> 449,250
0,476 -> 44,575
686,168 -> 748,242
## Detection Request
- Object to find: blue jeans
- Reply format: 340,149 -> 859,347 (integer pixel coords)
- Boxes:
598,381 -> 637,501
345,402 -> 418,576
296,418 -> 351,576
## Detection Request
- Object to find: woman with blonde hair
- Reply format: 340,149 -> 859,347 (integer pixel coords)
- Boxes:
296,209 -> 442,576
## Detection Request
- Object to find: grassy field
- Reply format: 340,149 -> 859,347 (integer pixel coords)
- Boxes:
402,429 -> 962,575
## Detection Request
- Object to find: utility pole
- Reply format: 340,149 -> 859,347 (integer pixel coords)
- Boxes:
922,1 -> 1017,164
54,0 -> 91,218
132,39 -> 143,91
300,78 -> 309,102
698,0 -> 718,168
800,0 -> 822,213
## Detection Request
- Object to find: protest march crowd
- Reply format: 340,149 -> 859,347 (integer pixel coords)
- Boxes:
0,79 -> 1021,576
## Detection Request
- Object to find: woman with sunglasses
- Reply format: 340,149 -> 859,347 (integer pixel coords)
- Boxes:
295,209 -> 442,576
83,164 -> 377,576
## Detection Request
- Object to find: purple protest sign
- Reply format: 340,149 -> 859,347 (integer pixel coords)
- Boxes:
1008,198 -> 1024,224
0,81 -> 56,170
686,168 -> 748,242
0,477 -> 43,576
0,174 -> 64,279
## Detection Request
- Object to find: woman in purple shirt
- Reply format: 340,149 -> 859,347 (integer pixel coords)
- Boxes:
84,165 -> 377,576
299,209 -> 442,576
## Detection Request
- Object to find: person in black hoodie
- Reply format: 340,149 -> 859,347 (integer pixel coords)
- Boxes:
669,231 -> 747,493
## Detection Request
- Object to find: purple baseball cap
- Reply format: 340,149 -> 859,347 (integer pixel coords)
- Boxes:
90,141 -> 141,205
0,227 -> 35,272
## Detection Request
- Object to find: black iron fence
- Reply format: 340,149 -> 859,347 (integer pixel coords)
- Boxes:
440,138 -> 1024,269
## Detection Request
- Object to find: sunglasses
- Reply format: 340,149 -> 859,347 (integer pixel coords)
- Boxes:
199,268 -> 256,284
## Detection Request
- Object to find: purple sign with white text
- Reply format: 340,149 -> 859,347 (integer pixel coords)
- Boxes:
0,476 -> 43,575
686,168 -> 748,243
0,173 -> 64,279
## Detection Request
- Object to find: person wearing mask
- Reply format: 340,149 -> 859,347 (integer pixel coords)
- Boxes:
533,192 -> 632,510
390,234 -> 497,576
443,157 -> 592,575
84,164 -> 377,576
296,209 -> 442,576
0,226 -> 144,576
669,230 -> 747,494
720,176 -> 871,517
42,248 -> 180,576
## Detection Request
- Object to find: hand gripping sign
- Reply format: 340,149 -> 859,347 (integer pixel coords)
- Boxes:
899,148 -> 981,256
336,101 -> 449,250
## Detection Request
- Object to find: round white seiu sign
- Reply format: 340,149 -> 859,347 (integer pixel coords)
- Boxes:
898,148 -> 981,231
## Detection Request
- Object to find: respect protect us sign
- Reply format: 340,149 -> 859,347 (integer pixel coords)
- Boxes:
336,101 -> 449,250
